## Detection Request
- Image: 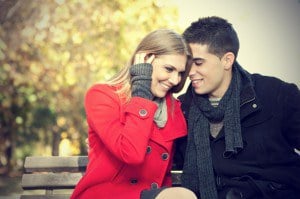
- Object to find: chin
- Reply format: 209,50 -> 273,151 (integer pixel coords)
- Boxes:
154,91 -> 167,98
194,88 -> 206,95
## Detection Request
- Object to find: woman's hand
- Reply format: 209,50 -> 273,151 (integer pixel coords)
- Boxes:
130,53 -> 155,100
134,53 -> 155,65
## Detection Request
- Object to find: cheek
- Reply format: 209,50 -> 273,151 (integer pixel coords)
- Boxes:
195,67 -> 206,76
153,70 -> 167,81
150,77 -> 158,91
208,70 -> 224,86
151,67 -> 160,79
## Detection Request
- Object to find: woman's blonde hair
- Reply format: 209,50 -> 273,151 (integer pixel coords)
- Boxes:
106,29 -> 192,101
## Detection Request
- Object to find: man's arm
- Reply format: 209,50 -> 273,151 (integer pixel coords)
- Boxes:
173,136 -> 187,170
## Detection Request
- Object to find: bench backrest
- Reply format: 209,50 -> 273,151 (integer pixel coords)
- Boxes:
21,156 -> 182,199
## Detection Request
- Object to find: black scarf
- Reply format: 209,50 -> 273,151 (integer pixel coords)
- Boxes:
182,64 -> 250,199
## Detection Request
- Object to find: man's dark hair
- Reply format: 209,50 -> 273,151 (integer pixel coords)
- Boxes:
183,16 -> 240,59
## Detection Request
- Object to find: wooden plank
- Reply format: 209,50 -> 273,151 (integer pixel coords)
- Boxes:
20,155 -> 182,199
24,156 -> 88,172
20,195 -> 71,199
22,172 -> 182,188
21,173 -> 83,189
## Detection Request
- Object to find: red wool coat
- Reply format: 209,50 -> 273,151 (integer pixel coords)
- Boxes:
71,84 -> 187,199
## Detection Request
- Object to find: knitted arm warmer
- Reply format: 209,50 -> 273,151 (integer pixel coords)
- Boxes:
130,63 -> 153,100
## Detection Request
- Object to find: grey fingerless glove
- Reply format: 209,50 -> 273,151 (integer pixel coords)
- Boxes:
130,63 -> 153,100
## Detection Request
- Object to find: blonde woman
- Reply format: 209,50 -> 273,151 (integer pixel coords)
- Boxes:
71,29 -> 196,199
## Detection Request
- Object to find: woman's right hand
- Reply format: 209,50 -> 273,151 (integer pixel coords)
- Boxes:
133,53 -> 155,65
130,53 -> 155,100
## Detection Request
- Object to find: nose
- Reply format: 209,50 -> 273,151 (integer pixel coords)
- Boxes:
169,73 -> 180,86
188,64 -> 197,77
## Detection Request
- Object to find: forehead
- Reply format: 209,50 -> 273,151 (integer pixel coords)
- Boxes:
189,43 -> 210,58
155,54 -> 186,70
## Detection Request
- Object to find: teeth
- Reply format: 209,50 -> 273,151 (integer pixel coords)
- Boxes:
192,79 -> 203,87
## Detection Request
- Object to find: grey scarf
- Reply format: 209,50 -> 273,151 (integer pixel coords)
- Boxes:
182,65 -> 247,199
154,98 -> 167,128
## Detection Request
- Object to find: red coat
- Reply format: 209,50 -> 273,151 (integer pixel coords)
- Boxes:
71,84 -> 187,199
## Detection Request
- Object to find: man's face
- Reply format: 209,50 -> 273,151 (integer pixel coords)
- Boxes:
189,43 -> 231,98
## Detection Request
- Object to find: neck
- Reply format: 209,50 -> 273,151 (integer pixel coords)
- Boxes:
209,71 -> 232,99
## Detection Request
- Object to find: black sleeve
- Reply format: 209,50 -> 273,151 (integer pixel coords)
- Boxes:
172,136 -> 187,170
281,82 -> 300,149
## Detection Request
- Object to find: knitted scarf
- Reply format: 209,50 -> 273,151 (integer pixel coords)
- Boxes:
154,98 -> 167,128
182,65 -> 247,199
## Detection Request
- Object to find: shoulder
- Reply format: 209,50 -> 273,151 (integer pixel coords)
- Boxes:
251,73 -> 299,95
85,83 -> 120,104
252,73 -> 286,87
87,83 -> 117,93
250,74 -> 300,109
86,83 -> 119,96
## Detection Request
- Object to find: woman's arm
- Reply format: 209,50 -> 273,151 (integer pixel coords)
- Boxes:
85,84 -> 158,164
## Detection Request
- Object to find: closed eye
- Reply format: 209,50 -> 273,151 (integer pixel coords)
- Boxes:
193,58 -> 204,66
165,66 -> 174,72
164,65 -> 184,76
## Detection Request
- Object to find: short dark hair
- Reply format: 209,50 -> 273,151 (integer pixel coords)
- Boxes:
183,16 -> 239,59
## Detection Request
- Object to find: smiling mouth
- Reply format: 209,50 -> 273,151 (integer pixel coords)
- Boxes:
160,83 -> 172,90
191,79 -> 203,87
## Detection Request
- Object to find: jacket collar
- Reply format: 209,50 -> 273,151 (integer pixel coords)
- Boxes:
180,63 -> 263,122
236,62 -> 263,121
151,94 -> 187,143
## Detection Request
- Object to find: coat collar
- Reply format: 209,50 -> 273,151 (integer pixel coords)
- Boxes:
119,93 -> 187,147
180,64 -> 263,121
239,70 -> 261,121
151,94 -> 187,144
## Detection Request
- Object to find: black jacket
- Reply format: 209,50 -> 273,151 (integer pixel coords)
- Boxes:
175,72 -> 300,199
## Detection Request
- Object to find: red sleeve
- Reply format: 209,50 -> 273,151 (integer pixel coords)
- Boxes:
85,84 -> 158,164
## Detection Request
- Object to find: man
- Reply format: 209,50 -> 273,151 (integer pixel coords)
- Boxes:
174,16 -> 300,199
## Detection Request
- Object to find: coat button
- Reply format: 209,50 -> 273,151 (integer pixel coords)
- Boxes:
146,146 -> 152,154
252,103 -> 257,108
130,178 -> 138,184
161,153 -> 169,160
139,109 -> 148,117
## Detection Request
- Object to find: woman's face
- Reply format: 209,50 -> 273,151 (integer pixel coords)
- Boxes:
150,54 -> 187,98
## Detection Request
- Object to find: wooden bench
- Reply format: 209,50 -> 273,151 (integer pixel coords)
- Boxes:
20,156 -> 182,199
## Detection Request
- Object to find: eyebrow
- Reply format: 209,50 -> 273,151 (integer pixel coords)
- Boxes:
192,57 -> 205,62
164,64 -> 185,72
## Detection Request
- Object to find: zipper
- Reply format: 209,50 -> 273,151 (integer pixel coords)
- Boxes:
240,96 -> 255,107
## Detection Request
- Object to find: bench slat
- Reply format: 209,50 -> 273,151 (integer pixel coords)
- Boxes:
22,172 -> 182,189
24,156 -> 88,172
20,195 -> 70,199
22,173 -> 83,189
21,156 -> 182,199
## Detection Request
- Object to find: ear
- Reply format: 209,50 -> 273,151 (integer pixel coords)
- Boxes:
222,52 -> 235,70
145,53 -> 155,64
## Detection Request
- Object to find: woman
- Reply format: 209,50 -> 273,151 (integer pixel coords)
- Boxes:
71,29 -> 194,199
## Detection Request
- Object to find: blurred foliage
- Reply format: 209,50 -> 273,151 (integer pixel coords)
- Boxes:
0,0 -> 180,174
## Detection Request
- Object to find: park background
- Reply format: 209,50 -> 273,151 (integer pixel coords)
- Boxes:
0,0 -> 299,197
